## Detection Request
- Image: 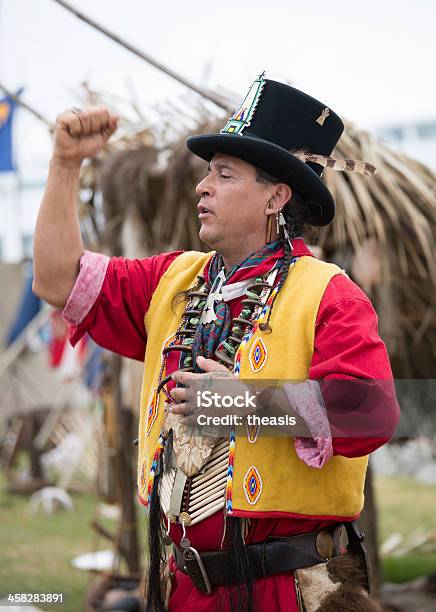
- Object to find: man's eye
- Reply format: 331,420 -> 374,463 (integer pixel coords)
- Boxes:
220,174 -> 231,180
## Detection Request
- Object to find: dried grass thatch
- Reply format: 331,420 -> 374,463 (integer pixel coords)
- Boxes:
78,87 -> 436,378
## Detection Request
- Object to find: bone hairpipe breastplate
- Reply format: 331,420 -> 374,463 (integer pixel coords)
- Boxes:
160,438 -> 229,525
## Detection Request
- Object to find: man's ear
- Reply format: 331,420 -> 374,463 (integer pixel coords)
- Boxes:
274,183 -> 292,208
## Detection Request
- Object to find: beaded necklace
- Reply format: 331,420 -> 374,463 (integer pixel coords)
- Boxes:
149,248 -> 299,527
156,266 -> 280,400
157,264 -> 285,528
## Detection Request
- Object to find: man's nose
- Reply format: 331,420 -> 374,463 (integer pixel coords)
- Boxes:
196,175 -> 213,197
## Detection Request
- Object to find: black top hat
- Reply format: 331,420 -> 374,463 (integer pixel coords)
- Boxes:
187,75 -> 344,226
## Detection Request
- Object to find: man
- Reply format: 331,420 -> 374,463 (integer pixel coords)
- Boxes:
33,75 -> 399,611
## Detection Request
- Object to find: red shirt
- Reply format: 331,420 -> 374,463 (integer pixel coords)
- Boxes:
63,239 -> 399,611
66,239 -> 397,459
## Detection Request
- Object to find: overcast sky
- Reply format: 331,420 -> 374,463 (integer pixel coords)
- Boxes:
1,0 -> 435,169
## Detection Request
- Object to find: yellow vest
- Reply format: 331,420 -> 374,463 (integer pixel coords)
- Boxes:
137,251 -> 368,519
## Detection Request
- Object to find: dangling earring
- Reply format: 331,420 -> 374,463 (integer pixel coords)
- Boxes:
279,211 -> 294,254
266,216 -> 273,243
275,210 -> 280,234
266,200 -> 274,243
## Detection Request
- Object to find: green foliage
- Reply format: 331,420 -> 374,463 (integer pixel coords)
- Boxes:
0,472 -> 434,610
375,475 -> 436,584
382,554 -> 436,583
0,471 -> 148,611
375,475 -> 436,539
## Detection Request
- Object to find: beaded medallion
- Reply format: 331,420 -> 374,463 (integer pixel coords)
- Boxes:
243,465 -> 263,505
249,337 -> 268,372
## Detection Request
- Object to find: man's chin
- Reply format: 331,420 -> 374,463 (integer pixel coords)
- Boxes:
199,227 -> 217,248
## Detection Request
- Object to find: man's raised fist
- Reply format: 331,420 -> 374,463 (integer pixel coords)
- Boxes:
52,106 -> 119,167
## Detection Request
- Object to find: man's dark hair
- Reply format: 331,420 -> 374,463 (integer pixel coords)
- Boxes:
255,165 -> 307,239
254,165 -> 311,332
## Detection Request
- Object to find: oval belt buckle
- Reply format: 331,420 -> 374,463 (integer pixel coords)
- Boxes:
315,531 -> 335,560
182,546 -> 212,595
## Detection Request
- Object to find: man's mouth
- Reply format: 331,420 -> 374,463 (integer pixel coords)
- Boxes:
198,204 -> 213,218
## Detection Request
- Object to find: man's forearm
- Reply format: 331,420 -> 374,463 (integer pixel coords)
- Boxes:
33,157 -> 84,308
33,106 -> 119,309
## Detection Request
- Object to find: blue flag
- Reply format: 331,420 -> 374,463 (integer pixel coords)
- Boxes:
0,90 -> 22,172
4,265 -> 41,346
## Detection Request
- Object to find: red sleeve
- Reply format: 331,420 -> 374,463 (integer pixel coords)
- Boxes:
69,251 -> 183,361
310,274 -> 400,457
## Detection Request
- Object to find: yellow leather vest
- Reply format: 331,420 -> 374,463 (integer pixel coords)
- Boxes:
137,251 -> 368,519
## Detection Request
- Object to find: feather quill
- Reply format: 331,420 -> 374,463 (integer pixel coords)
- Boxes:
292,150 -> 377,176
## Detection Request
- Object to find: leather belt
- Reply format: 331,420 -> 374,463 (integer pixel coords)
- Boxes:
173,523 -> 347,595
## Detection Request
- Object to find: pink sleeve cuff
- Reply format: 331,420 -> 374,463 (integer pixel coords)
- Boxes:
62,250 -> 110,326
283,381 -> 333,469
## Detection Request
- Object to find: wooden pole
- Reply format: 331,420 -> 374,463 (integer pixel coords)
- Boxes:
28,413 -> 44,479
359,463 -> 382,594
0,83 -> 52,127
51,0 -> 233,112
111,354 -> 141,574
